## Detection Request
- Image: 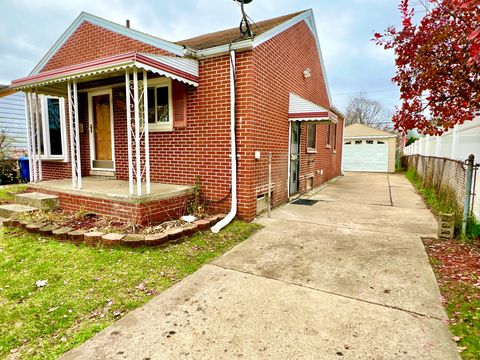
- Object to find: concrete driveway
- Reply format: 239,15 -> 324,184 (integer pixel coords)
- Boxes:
61,173 -> 459,360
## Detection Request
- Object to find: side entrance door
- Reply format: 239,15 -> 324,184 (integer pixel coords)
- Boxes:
88,90 -> 115,172
289,122 -> 301,196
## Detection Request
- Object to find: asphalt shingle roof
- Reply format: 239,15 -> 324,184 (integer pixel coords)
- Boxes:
176,10 -> 306,50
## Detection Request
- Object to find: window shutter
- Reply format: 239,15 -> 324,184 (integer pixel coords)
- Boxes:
172,81 -> 187,129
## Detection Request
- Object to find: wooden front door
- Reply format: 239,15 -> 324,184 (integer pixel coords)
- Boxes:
90,92 -> 114,170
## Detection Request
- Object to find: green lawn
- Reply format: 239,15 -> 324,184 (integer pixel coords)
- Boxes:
444,284 -> 480,359
0,221 -> 260,359
0,184 -> 27,204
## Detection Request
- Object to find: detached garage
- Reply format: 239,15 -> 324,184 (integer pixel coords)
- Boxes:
343,124 -> 397,173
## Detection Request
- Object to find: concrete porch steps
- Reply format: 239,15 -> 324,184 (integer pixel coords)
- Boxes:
0,204 -> 38,219
15,192 -> 59,211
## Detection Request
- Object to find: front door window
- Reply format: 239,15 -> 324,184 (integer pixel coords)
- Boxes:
289,122 -> 301,196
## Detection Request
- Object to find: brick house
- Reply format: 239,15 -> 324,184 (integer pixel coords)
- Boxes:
11,9 -> 343,226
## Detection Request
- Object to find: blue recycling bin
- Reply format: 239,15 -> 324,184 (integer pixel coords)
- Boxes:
18,156 -> 30,183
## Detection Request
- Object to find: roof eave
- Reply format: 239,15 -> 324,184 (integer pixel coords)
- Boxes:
194,39 -> 253,58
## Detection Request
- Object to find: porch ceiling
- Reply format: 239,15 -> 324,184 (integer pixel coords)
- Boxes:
28,177 -> 194,204
11,52 -> 199,96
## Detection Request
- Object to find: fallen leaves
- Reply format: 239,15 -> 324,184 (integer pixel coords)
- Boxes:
423,238 -> 480,298
423,237 -> 480,357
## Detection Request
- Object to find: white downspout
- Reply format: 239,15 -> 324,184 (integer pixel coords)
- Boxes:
212,50 -> 237,233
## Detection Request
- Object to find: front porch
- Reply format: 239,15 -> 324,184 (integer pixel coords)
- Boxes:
12,51 -> 199,197
28,177 -> 194,225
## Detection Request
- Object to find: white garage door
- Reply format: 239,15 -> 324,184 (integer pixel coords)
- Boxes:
343,139 -> 388,172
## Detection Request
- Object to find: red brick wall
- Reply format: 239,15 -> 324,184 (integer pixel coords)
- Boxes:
38,17 -> 341,223
41,21 -> 174,72
110,54 -> 255,216
26,187 -> 191,225
251,20 -> 343,214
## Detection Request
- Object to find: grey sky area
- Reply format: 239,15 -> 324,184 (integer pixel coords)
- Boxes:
0,0 -> 402,112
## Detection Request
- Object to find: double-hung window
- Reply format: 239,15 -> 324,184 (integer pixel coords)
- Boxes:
325,124 -> 331,147
306,123 -> 316,151
146,78 -> 173,131
39,96 -> 67,160
333,124 -> 338,152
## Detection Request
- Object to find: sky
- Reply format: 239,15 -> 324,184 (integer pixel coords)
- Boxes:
0,0 -> 402,113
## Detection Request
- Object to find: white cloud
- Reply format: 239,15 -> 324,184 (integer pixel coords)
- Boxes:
0,0 -> 402,111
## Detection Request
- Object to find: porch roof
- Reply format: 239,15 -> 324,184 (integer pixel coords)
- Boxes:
288,93 -> 338,124
11,52 -> 199,95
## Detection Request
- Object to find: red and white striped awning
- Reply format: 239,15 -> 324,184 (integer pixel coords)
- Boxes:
11,52 -> 199,94
289,93 -> 338,124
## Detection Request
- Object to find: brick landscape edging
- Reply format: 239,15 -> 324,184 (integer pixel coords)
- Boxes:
2,214 -> 226,248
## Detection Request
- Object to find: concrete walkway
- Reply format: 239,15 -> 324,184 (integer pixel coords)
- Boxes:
61,173 -> 459,360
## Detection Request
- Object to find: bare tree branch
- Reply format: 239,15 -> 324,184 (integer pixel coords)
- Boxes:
345,93 -> 393,131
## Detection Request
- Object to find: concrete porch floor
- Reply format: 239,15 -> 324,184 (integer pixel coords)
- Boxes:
28,177 -> 194,204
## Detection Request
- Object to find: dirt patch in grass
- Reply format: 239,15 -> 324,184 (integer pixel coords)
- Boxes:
422,238 -> 480,359
19,209 -> 207,235
19,209 -> 130,232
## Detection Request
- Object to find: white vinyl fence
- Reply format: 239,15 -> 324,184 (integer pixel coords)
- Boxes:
403,116 -> 480,220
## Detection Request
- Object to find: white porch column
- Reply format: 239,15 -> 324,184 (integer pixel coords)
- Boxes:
143,70 -> 151,195
34,91 -> 43,181
125,70 -> 134,196
24,91 -> 35,182
67,80 -> 82,189
133,69 -> 142,196
27,91 -> 40,182
125,68 -> 151,197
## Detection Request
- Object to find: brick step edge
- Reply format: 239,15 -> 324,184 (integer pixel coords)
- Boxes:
2,215 -> 223,248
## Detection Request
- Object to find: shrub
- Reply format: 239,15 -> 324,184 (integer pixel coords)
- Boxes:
0,130 -> 18,185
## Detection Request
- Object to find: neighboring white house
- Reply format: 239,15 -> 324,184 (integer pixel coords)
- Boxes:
0,85 -> 27,151
343,123 -> 397,173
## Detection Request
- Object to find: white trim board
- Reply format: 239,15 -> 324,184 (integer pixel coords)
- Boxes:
30,12 -> 185,76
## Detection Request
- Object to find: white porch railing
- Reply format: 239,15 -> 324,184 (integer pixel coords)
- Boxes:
125,68 -> 151,196
24,67 -> 152,196
24,91 -> 42,183
67,80 -> 82,190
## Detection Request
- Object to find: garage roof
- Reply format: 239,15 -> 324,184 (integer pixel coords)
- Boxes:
344,123 -> 397,139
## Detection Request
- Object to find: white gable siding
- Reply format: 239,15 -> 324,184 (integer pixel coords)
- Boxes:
0,92 -> 27,150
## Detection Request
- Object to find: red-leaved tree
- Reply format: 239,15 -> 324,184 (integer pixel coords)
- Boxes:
375,0 -> 480,135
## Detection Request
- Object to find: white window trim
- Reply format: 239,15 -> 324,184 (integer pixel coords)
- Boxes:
39,95 -> 68,161
147,77 -> 173,132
